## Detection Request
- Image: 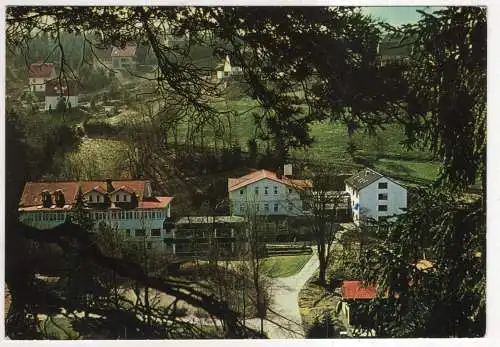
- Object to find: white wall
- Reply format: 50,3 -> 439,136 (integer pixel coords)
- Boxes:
45,95 -> 79,111
347,177 -> 406,225
19,207 -> 171,249
229,178 -> 304,216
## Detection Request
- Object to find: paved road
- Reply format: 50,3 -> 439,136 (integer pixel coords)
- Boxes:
246,249 -> 319,338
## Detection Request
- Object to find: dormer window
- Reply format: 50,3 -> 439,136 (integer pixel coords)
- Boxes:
116,195 -> 119,202
89,195 -> 93,202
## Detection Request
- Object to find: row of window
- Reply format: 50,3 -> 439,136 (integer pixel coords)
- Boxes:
88,194 -> 131,203
92,210 -> 164,221
238,201 -> 294,213
123,228 -> 162,238
23,212 -> 66,222
240,186 -> 293,196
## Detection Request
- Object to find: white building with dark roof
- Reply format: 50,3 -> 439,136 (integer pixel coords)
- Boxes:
345,168 -> 407,225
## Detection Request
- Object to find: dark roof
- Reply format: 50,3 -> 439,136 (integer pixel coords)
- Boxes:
345,168 -> 383,190
379,37 -> 412,57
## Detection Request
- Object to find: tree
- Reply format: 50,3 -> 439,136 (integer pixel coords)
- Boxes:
352,7 -> 486,337
305,169 -> 347,285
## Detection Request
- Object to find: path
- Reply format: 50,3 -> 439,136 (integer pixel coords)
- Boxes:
246,248 -> 319,338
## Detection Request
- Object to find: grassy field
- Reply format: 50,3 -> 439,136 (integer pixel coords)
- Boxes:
260,254 -> 312,278
86,93 -> 442,185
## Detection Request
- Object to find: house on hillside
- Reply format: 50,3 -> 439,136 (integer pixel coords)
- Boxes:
216,55 -> 243,80
345,168 -> 407,225
28,63 -> 57,92
44,79 -> 79,111
228,169 -> 312,217
377,37 -> 412,65
18,179 -> 173,251
111,45 -> 137,71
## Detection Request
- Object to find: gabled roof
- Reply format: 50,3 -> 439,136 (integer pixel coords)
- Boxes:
28,63 -> 55,78
83,185 -> 107,195
19,180 -> 150,210
110,185 -> 136,195
342,280 -> 379,300
228,169 -> 312,192
345,168 -> 383,190
45,79 -> 79,97
111,45 -> 137,57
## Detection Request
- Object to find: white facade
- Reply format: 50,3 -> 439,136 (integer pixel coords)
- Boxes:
217,55 -> 243,80
45,95 -> 79,111
19,206 -> 171,251
29,77 -> 50,92
346,177 -> 407,225
229,178 -> 305,217
111,56 -> 136,71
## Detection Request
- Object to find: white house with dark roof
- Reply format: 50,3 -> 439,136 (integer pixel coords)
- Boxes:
228,169 -> 312,217
345,168 -> 407,225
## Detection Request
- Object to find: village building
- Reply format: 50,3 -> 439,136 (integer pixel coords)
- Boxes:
18,179 -> 173,251
28,62 -> 57,92
228,169 -> 312,218
44,79 -> 79,111
110,45 -> 137,71
345,168 -> 407,225
216,55 -> 243,80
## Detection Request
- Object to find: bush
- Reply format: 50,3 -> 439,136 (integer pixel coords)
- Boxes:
306,312 -> 347,338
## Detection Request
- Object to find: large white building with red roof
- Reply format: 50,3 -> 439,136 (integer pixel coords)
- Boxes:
18,179 -> 173,251
228,169 -> 312,217
44,79 -> 79,111
110,45 -> 137,71
28,62 -> 57,92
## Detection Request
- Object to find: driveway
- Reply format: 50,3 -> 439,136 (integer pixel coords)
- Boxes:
246,248 -> 319,338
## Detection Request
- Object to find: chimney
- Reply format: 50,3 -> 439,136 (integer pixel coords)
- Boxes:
106,179 -> 114,193
41,190 -> 53,208
54,189 -> 65,208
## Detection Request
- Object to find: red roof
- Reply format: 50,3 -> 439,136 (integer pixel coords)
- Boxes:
341,281 -> 379,300
19,180 -> 151,209
45,79 -> 79,97
138,197 -> 173,209
110,185 -> 136,195
111,45 -> 137,57
83,185 -> 107,195
28,63 -> 54,78
228,169 -> 312,192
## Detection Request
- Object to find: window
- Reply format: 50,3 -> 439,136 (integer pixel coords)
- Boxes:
240,203 -> 246,213
378,205 -> 388,212
151,229 -> 161,237
274,186 -> 278,195
255,187 -> 259,195
89,195 -> 93,202
240,189 -> 245,195
273,203 -> 279,213
115,195 -> 119,202
378,193 -> 388,200
288,188 -> 293,194
264,187 -> 268,195
288,202 -> 293,211
135,229 -> 146,237
264,203 -> 269,212
378,182 -> 388,189
125,229 -> 131,237
256,203 -> 260,211
147,242 -> 152,250
97,195 -> 101,203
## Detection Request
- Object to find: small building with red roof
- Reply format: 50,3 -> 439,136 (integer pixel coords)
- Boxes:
228,168 -> 312,217
28,62 -> 57,92
18,179 -> 174,251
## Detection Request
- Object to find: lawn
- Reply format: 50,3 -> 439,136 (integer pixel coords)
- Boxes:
38,316 -> 80,339
260,253 -> 312,278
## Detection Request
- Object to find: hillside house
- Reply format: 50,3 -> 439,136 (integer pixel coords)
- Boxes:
377,37 -> 412,66
93,47 -> 113,70
18,179 -> 173,251
345,168 -> 407,225
45,79 -> 79,111
216,55 -> 243,80
228,169 -> 312,217
28,63 -> 57,92
111,45 -> 137,71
